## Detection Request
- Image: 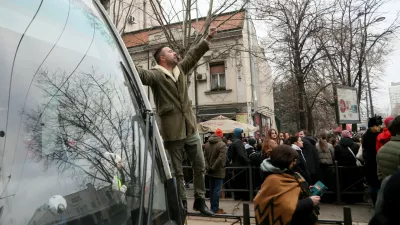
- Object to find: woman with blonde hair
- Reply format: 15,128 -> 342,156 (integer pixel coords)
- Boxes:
264,128 -> 281,146
316,132 -> 334,183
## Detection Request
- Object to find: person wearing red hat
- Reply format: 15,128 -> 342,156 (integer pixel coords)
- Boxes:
376,116 -> 395,153
204,128 -> 227,214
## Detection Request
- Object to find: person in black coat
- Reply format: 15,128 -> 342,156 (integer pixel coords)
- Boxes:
287,136 -> 312,184
334,130 -> 360,166
299,130 -> 320,184
229,128 -> 250,200
369,169 -> 400,225
363,116 -> 383,207
335,130 -> 363,203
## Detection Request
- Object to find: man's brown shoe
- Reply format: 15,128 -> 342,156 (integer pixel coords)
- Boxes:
215,209 -> 227,214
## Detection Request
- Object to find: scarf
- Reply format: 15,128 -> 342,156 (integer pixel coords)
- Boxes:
291,144 -> 307,163
254,172 -> 318,225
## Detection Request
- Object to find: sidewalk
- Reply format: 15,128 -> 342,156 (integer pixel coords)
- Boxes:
186,199 -> 374,225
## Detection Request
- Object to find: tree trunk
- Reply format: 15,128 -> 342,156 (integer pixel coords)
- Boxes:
306,105 -> 314,134
297,77 -> 307,130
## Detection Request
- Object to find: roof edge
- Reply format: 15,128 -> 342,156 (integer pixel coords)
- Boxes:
122,9 -> 246,37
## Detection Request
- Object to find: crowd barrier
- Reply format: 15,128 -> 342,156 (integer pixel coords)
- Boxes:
188,203 -> 353,225
183,160 -> 367,204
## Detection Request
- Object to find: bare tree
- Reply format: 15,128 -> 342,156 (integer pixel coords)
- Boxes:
23,68 -> 139,189
254,0 -> 332,131
318,0 -> 399,103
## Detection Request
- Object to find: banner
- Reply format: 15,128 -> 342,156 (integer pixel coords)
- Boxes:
335,86 -> 360,124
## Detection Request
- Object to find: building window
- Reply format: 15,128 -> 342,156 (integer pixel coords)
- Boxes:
210,63 -> 226,91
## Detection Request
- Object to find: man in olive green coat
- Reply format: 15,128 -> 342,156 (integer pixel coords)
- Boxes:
204,128 -> 227,214
136,28 -> 217,216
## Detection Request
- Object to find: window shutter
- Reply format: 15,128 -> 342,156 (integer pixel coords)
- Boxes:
210,63 -> 225,74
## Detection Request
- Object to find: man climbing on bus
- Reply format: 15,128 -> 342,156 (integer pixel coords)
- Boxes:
136,27 -> 217,216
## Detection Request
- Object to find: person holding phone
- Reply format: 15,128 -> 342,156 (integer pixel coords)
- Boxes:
255,145 -> 320,225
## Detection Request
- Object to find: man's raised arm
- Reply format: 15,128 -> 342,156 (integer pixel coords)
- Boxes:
179,27 -> 217,74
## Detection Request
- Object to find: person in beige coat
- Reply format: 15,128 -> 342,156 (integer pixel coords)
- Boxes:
136,27 -> 217,216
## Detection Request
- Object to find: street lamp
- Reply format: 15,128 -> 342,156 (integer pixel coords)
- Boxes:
374,17 -> 386,23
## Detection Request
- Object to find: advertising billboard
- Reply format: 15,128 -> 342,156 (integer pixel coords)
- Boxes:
335,86 -> 360,124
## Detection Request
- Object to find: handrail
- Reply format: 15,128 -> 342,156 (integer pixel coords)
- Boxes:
188,203 -> 352,225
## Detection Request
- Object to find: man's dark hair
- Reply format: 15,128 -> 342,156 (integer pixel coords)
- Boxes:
270,145 -> 299,170
389,116 -> 400,136
288,136 -> 300,145
301,129 -> 310,136
153,46 -> 167,64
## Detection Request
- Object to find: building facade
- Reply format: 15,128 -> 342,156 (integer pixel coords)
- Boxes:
390,82 -> 400,115
122,11 -> 276,137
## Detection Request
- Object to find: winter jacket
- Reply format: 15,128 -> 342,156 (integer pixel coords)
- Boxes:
291,145 -> 312,184
259,160 -> 315,225
334,137 -> 360,166
245,144 -> 255,156
137,40 -> 210,141
249,150 -> 265,166
377,136 -> 400,180
204,134 -> 227,178
229,137 -> 250,167
376,128 -> 392,153
316,141 -> 334,165
362,127 -> 382,188
304,136 -> 317,145
369,169 -> 400,225
301,137 -> 320,176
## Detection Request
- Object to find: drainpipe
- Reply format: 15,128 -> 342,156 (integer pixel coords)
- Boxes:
143,1 -> 147,29
246,10 -> 258,121
147,50 -> 150,97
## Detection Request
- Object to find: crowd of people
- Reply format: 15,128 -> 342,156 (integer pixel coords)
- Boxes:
133,21 -> 399,223
197,115 -> 400,225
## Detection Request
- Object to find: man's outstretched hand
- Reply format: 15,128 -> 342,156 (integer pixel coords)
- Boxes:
206,27 -> 217,41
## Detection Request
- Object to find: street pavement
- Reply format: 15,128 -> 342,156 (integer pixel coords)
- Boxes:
186,198 -> 374,225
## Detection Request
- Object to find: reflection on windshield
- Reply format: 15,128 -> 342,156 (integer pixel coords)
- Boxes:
0,0 -> 167,224
23,68 -> 136,189
28,184 -> 127,225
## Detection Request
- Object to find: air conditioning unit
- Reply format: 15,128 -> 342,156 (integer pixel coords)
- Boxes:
128,16 -> 136,24
196,73 -> 207,81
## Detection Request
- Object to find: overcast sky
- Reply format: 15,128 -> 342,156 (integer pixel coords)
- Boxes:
373,1 -> 400,115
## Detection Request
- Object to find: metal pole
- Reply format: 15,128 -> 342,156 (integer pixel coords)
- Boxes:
343,206 -> 352,225
365,58 -> 374,117
243,202 -> 250,225
248,166 -> 254,202
138,113 -> 150,225
246,7 -> 258,114
366,90 -> 369,119
147,113 -> 156,225
334,160 -> 342,204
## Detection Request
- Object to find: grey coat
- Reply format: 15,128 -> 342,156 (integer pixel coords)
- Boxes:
316,141 -> 334,165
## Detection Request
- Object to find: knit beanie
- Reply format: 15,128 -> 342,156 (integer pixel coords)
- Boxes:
368,116 -> 383,128
341,130 -> 352,138
215,128 -> 224,138
233,128 -> 243,138
384,116 -> 395,127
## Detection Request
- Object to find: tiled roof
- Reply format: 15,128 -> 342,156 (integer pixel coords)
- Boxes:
122,10 -> 245,48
